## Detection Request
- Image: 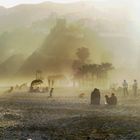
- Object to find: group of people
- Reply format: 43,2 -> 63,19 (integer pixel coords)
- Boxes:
90,79 -> 138,105
91,88 -> 117,105
122,80 -> 138,96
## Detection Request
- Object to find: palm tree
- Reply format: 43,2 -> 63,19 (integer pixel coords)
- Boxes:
98,63 -> 114,87
73,62 -> 114,88
100,63 -> 114,78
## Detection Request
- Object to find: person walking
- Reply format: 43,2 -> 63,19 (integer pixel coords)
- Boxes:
49,88 -> 54,98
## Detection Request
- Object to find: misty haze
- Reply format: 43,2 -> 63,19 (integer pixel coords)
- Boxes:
0,0 -> 140,140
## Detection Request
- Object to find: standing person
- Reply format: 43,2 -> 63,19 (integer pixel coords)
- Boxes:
49,88 -> 54,98
91,88 -> 101,105
133,80 -> 138,97
122,80 -> 129,96
48,79 -> 51,89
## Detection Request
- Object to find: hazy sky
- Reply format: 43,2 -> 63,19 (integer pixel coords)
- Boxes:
0,0 -> 82,8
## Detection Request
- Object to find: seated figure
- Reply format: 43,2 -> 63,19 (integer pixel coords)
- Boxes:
91,88 -> 101,105
105,93 -> 117,105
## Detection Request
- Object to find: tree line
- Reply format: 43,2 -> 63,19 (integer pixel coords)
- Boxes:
72,47 -> 114,88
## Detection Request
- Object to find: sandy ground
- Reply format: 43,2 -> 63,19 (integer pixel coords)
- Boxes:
0,88 -> 140,140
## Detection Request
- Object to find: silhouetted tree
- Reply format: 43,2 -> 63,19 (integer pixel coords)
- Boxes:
72,46 -> 114,88
76,47 -> 90,63
72,47 -> 90,87
75,63 -> 114,88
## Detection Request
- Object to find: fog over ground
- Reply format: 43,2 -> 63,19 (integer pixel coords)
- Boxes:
0,1 -> 140,140
0,0 -> 139,86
